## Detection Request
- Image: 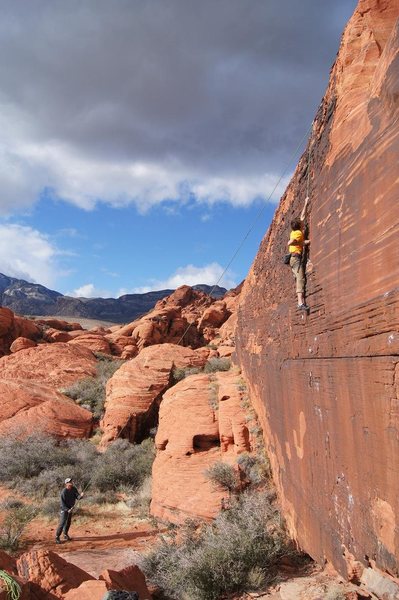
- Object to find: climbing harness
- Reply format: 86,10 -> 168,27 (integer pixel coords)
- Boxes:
177,121 -> 315,345
0,570 -> 21,600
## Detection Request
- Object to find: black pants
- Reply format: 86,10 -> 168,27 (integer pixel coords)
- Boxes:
56,510 -> 72,538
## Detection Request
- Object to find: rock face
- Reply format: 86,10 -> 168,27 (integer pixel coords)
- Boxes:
0,343 -> 97,388
0,379 -> 92,438
17,550 -> 94,598
151,370 -> 251,523
235,0 -> 399,581
101,344 -> 208,445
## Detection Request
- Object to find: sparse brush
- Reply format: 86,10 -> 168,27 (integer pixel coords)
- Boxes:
205,462 -> 237,493
143,490 -> 295,600
62,357 -> 124,417
172,366 -> 202,383
203,358 -> 231,374
0,504 -> 37,551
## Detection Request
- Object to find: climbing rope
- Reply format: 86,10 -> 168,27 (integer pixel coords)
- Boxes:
0,571 -> 21,600
177,121 -> 315,346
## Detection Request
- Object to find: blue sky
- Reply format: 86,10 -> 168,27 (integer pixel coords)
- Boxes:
0,0 -> 357,298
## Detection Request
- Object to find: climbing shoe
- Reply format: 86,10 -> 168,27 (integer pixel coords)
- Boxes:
298,304 -> 310,313
55,538 -> 62,544
63,534 -> 71,541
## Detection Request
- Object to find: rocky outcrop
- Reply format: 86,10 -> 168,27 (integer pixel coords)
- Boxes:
99,565 -> 152,599
16,550 -> 94,598
101,344 -> 209,445
235,0 -> 399,582
68,333 -> 112,354
0,379 -> 92,438
0,308 -> 40,356
10,337 -> 37,353
151,370 -> 251,523
0,343 -> 97,388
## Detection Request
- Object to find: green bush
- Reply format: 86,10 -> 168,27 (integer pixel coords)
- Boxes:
237,452 -> 271,485
205,462 -> 237,493
0,434 -> 155,501
172,366 -> 202,382
143,490 -> 293,600
204,358 -> 231,373
91,438 -> 155,492
0,504 -> 37,551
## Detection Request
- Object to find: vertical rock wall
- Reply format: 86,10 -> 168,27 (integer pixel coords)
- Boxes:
235,0 -> 399,579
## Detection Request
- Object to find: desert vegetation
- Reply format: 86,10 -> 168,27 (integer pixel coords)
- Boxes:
0,433 -> 155,538
172,357 -> 231,383
62,354 -> 125,417
144,489 -> 297,600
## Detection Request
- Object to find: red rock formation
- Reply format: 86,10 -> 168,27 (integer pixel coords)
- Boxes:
235,0 -> 399,581
0,379 -> 92,438
0,343 -> 97,388
101,343 -> 209,445
0,308 -> 40,356
10,337 -> 37,353
16,550 -> 94,598
100,565 -> 152,599
64,580 -> 109,600
151,370 -> 251,523
68,333 -> 112,354
43,328 -> 73,343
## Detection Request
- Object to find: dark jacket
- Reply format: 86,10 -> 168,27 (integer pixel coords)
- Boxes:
60,486 -> 80,511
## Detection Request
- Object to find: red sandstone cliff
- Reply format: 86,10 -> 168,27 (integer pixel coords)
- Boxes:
235,0 -> 399,583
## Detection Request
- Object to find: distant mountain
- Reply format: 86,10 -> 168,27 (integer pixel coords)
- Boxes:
0,273 -> 226,323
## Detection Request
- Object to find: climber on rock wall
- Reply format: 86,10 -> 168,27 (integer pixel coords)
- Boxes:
288,196 -> 310,311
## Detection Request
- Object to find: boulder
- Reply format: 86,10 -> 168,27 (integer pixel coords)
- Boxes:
0,343 -> 97,388
64,580 -> 109,600
0,379 -> 92,438
16,550 -> 94,598
68,333 -> 112,355
13,316 -> 41,340
43,328 -> 73,343
10,337 -> 37,353
198,300 -> 230,330
151,370 -> 250,523
100,565 -> 152,599
100,344 -> 207,446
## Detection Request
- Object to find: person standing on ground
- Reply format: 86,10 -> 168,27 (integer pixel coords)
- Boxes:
288,196 -> 310,310
55,478 -> 84,544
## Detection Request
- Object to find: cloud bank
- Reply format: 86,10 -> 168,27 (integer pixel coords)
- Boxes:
0,224 -> 60,287
0,0 -> 356,215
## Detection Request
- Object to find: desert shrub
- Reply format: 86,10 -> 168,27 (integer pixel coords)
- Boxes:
237,452 -> 271,485
0,435 -> 71,481
0,434 -> 155,503
0,504 -> 37,551
84,491 -> 119,505
172,366 -> 202,382
63,357 -> 124,417
91,438 -> 155,493
205,462 -> 237,493
204,358 -> 231,374
125,476 -> 152,517
40,497 -> 61,517
144,490 -> 292,600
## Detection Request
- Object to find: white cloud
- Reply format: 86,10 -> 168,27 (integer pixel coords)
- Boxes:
0,108 -> 289,215
0,224 -> 60,287
69,283 -> 111,298
125,262 -> 237,295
